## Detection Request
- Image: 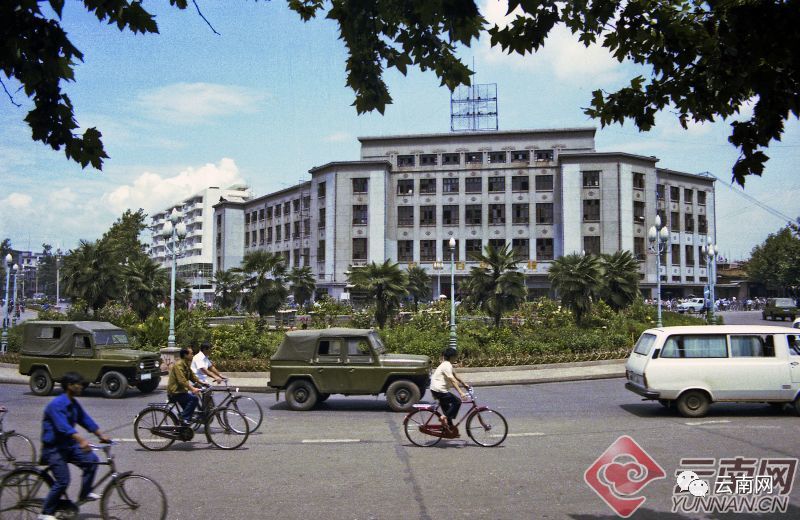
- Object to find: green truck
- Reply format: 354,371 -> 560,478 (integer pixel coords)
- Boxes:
18,321 -> 161,398
269,328 -> 431,411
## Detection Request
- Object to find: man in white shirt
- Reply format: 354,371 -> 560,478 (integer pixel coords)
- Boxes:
191,342 -> 225,384
429,347 -> 468,436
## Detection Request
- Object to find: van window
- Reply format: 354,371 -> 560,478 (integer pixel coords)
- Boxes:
633,333 -> 657,355
730,335 -> 774,357
661,335 -> 727,358
787,335 -> 800,356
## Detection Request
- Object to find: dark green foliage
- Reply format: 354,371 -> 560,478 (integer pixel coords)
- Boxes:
213,268 -> 243,310
235,250 -> 288,317
406,265 -> 431,311
548,253 -> 603,324
287,266 -> 316,308
745,226 -> 800,293
597,251 -> 641,311
347,260 -> 408,328
461,243 -> 526,327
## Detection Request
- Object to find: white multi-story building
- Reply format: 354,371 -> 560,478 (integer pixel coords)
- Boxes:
214,128 -> 716,301
149,185 -> 251,302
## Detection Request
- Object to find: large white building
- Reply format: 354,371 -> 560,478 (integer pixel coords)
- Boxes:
213,128 -> 716,301
149,185 -> 251,302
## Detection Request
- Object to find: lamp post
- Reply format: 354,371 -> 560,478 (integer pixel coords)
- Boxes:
163,209 -> 187,348
432,258 -> 443,301
701,242 -> 718,322
1,254 -> 12,353
11,264 -> 18,326
55,248 -> 62,306
448,237 -> 457,349
648,214 -> 670,328
196,269 -> 203,305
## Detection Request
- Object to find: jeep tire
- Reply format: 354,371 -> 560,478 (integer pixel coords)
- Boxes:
136,377 -> 160,394
386,380 -> 421,412
30,368 -> 54,396
286,380 -> 318,411
100,371 -> 128,399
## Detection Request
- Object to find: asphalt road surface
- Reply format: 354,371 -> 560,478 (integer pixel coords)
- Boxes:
2,376 -> 798,519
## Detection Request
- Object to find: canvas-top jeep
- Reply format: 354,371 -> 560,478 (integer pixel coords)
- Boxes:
269,328 -> 431,411
18,321 -> 161,398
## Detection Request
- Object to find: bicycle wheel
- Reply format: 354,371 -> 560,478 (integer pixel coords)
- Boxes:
0,468 -> 53,519
133,407 -> 178,451
101,474 -> 168,520
205,408 -> 249,450
2,432 -> 37,466
403,409 -> 442,447
466,409 -> 508,447
231,395 -> 263,432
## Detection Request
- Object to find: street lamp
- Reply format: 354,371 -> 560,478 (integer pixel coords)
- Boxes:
55,248 -> 62,306
196,269 -> 203,305
448,237 -> 457,349
432,258 -> 444,301
163,209 -> 187,348
648,215 -> 670,328
1,254 -> 12,353
11,264 -> 18,327
701,242 -> 719,322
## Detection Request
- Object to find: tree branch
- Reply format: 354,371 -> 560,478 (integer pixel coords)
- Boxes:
192,0 -> 221,35
0,78 -> 22,108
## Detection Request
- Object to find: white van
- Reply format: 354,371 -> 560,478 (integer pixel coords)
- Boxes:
625,325 -> 800,418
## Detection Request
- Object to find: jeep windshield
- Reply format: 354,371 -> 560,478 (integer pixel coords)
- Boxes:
93,329 -> 130,347
370,332 -> 386,355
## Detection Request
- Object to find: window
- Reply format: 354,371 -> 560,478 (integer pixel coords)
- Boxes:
244,213 -> 250,225
583,171 -> 600,188
259,209 -> 265,221
352,238 -> 367,261
352,205 -> 368,225
512,239 -> 529,261
442,178 -> 459,193
511,150 -> 530,162
293,199 -> 300,213
352,178 -> 368,193
684,188 -> 693,203
584,236 -> 601,256
633,172 -> 645,189
535,175 -> 553,191
634,237 -> 645,260
512,204 -> 529,224
633,333 -> 657,355
465,177 -> 482,193
259,228 -> 265,245
536,238 -> 554,260
38,327 -> 61,339
244,230 -> 250,247
684,214 -> 694,232
420,206 -> 436,226
466,239 -> 482,260
671,244 -> 681,265
466,152 -> 483,164
398,206 -> 414,226
489,151 -> 506,163
346,339 -> 373,363
317,181 -> 326,198
670,186 -> 680,202
488,204 -> 505,225
284,223 -> 290,240
489,239 -> 505,251
583,200 -> 600,222
420,154 -> 438,166
730,335 -> 774,357
420,240 -> 436,262
267,228 -> 273,243
685,245 -> 695,266
266,206 -> 273,219
317,240 -> 325,263
656,184 -> 665,200
698,215 -> 708,234
465,204 -> 482,225
292,221 -> 300,238
488,176 -> 505,192
512,176 -> 529,192
442,205 -> 459,225
397,179 -> 414,196
442,153 -> 460,165
275,226 -> 281,241
661,335 -> 727,358
284,202 -> 291,214
316,339 -> 342,362
252,230 -> 257,245
536,203 -> 554,224
318,208 -> 326,229
443,240 -> 459,261
275,204 -> 282,217
419,178 -> 436,194
535,150 -> 554,161
398,240 -> 413,262
303,196 -> 310,210
397,155 -> 415,167
670,212 -> 680,232
633,201 -> 645,223
293,248 -> 301,267
698,191 -> 707,205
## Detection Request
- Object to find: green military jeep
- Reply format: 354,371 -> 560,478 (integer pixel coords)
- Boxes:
269,328 -> 431,412
18,321 -> 161,398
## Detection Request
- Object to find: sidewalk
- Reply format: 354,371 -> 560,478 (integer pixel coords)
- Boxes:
0,359 -> 626,393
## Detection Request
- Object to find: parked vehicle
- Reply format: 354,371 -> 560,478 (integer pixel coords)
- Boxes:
18,321 -> 161,398
762,298 -> 798,321
676,298 -> 706,314
269,328 -> 431,411
625,325 -> 800,418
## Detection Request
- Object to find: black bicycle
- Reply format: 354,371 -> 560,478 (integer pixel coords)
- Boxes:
0,441 -> 167,519
0,408 -> 36,472
201,380 -> 263,432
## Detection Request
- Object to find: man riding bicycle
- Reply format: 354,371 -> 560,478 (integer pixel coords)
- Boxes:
191,341 -> 225,384
429,347 -> 469,436
167,347 -> 203,425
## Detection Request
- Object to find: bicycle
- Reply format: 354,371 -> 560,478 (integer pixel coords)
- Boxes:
133,387 -> 250,450
199,379 -> 263,433
0,441 -> 167,519
403,387 -> 508,447
0,408 -> 36,472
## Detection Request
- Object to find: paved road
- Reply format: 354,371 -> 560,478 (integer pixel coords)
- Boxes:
719,310 -> 797,327
2,379 -> 798,519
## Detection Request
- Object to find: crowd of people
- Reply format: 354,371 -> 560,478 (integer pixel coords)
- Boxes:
643,296 -> 774,312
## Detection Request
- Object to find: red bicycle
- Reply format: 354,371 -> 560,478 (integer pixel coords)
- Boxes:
403,387 -> 508,447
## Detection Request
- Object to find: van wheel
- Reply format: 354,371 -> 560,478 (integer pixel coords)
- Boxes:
386,380 -> 421,412
30,368 -> 54,396
100,371 -> 129,398
676,390 -> 711,418
286,380 -> 318,411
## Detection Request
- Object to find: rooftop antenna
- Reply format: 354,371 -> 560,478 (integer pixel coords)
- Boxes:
450,58 -> 498,132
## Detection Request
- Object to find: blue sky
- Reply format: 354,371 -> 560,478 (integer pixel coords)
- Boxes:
1,1 -> 797,261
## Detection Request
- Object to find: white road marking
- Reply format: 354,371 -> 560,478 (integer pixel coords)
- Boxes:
301,439 -> 361,444
684,420 -> 732,426
112,438 -> 141,442
504,432 -> 546,437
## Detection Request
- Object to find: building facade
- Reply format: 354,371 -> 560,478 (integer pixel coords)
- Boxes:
214,128 -> 716,300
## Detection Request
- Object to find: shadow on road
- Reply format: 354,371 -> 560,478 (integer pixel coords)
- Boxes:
269,398 -> 396,413
620,402 -> 794,419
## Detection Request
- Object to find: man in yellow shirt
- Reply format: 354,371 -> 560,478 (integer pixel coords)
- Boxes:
167,347 -> 203,424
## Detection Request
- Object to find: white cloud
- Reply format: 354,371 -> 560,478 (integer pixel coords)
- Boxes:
2,193 -> 32,210
103,158 -> 246,214
323,132 -> 351,143
136,83 -> 267,124
47,188 -> 79,211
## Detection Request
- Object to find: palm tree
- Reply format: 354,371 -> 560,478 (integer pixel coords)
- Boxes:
234,250 -> 288,317
548,253 -> 603,324
123,256 -> 169,319
598,250 -> 641,311
462,243 -> 526,328
61,240 -> 118,311
347,260 -> 408,328
406,266 -> 431,311
287,266 -> 316,308
213,269 -> 243,310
